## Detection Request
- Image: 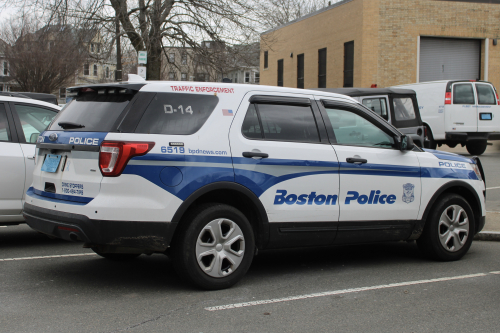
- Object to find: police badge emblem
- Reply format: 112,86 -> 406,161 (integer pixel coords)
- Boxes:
402,183 -> 415,204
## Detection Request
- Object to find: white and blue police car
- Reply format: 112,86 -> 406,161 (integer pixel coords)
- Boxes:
23,76 -> 486,289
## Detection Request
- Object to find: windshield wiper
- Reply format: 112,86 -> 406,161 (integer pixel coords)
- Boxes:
58,121 -> 85,129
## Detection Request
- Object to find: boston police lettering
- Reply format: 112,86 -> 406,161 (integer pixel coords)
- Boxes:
274,190 -> 338,206
345,190 -> 397,205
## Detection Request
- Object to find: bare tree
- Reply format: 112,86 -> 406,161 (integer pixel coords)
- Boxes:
1,15 -> 91,93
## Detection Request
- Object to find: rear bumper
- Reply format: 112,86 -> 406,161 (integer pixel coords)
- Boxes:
23,203 -> 177,252
445,132 -> 500,141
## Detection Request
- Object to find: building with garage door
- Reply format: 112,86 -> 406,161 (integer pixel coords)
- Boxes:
260,0 -> 500,89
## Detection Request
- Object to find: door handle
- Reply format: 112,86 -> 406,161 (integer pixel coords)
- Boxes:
346,157 -> 367,164
27,156 -> 35,160
243,151 -> 269,158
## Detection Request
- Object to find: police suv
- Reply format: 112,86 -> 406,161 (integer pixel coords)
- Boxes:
23,77 -> 486,290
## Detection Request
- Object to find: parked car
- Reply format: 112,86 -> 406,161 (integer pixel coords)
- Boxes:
313,88 -> 424,147
393,80 -> 500,155
0,92 -> 58,105
0,95 -> 61,225
24,79 -> 485,289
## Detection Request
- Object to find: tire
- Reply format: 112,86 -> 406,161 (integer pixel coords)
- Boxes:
91,248 -> 141,261
447,143 -> 457,149
466,140 -> 487,156
171,203 -> 255,290
424,125 -> 437,150
417,194 -> 475,261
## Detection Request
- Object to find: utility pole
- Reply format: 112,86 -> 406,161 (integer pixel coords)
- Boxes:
115,16 -> 122,81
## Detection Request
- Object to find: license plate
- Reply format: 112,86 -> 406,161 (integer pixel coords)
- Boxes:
41,154 -> 62,173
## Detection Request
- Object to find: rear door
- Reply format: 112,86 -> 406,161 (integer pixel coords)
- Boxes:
229,93 -> 340,246
0,102 -> 25,219
474,82 -> 500,133
10,102 -> 59,201
447,82 -> 477,133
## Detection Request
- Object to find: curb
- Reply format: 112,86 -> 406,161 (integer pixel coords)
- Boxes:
474,231 -> 500,242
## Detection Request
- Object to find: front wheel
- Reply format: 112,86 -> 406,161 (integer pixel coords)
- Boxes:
417,194 -> 475,261
171,203 -> 255,290
466,140 -> 487,156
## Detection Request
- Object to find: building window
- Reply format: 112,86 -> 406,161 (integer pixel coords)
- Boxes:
59,88 -> 66,99
234,74 -> 238,83
245,72 -> 250,83
169,53 -> 175,63
318,48 -> 327,88
344,41 -> 354,88
91,43 -> 100,53
3,61 -> 8,76
93,64 -> 98,76
297,53 -> 304,89
181,53 -> 187,65
83,63 -> 89,76
91,43 -> 94,53
181,73 -> 187,81
254,72 -> 260,84
277,59 -> 284,87
169,72 -> 176,80
105,67 -> 109,78
196,73 -> 206,82
264,51 -> 268,69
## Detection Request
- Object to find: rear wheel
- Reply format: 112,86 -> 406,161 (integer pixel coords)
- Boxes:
417,194 -> 474,261
171,203 -> 255,290
424,125 -> 436,150
466,140 -> 487,156
91,248 -> 141,261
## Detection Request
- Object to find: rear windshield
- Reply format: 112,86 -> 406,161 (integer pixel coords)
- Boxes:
135,93 -> 218,135
393,98 -> 416,121
48,93 -> 133,131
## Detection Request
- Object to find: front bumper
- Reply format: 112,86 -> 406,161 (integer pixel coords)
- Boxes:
23,203 -> 177,252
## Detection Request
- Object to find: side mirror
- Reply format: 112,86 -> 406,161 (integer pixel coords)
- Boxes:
30,132 -> 40,143
400,135 -> 415,151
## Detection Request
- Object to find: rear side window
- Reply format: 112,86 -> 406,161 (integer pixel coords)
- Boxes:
49,93 -> 133,131
393,98 -> 416,121
135,93 -> 218,135
0,103 -> 11,142
476,84 -> 496,105
241,103 -> 320,143
362,98 -> 388,120
453,84 -> 475,105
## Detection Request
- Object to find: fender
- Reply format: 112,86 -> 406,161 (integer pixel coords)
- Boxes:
408,180 -> 483,240
171,181 -> 270,246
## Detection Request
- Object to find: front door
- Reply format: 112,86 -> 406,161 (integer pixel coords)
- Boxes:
318,100 -> 421,241
229,93 -> 340,246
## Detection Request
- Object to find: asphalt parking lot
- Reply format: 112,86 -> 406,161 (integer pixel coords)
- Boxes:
1,145 -> 500,333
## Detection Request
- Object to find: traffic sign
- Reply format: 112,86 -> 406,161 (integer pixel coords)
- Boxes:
138,51 -> 147,64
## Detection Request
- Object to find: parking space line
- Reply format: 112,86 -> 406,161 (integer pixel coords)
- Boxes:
486,186 -> 500,190
205,272 -> 492,311
0,253 -> 96,262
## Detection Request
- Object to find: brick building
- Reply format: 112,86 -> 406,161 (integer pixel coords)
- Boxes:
260,0 -> 500,90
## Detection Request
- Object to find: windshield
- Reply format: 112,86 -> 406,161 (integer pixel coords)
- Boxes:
48,93 -> 133,132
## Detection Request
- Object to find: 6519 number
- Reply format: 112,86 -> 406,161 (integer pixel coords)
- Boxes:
161,146 -> 185,154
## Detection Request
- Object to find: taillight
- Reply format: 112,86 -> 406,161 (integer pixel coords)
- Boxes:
445,92 -> 452,105
99,141 -> 155,177
496,92 -> 500,105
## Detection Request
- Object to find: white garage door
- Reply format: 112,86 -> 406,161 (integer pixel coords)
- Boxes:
419,37 -> 481,82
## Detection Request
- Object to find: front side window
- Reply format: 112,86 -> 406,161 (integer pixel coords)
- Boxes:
0,103 -> 11,142
135,93 -> 219,135
453,83 -> 475,104
362,98 -> 388,120
14,104 -> 58,143
476,84 -> 496,105
324,107 -> 395,148
242,103 -> 320,143
393,98 -> 416,121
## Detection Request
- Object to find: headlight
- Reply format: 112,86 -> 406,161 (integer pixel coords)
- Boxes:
471,163 -> 482,181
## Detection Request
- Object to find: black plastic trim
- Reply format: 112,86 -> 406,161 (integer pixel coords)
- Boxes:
267,222 -> 338,249
23,203 -> 176,251
1,102 -> 18,143
116,92 -> 156,133
249,95 -> 311,106
335,220 -> 414,244
36,143 -> 100,152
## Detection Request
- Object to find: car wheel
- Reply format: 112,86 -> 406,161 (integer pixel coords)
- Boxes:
424,125 -> 436,150
417,194 -> 475,261
466,141 -> 487,156
91,248 -> 141,261
171,203 -> 255,290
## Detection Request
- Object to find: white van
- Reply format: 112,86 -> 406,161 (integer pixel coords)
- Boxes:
393,80 -> 500,155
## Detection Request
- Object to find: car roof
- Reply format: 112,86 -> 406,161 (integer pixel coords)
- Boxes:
311,88 -> 416,97
0,95 -> 62,110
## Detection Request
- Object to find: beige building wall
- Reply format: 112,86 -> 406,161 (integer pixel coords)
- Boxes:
261,0 -> 500,91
